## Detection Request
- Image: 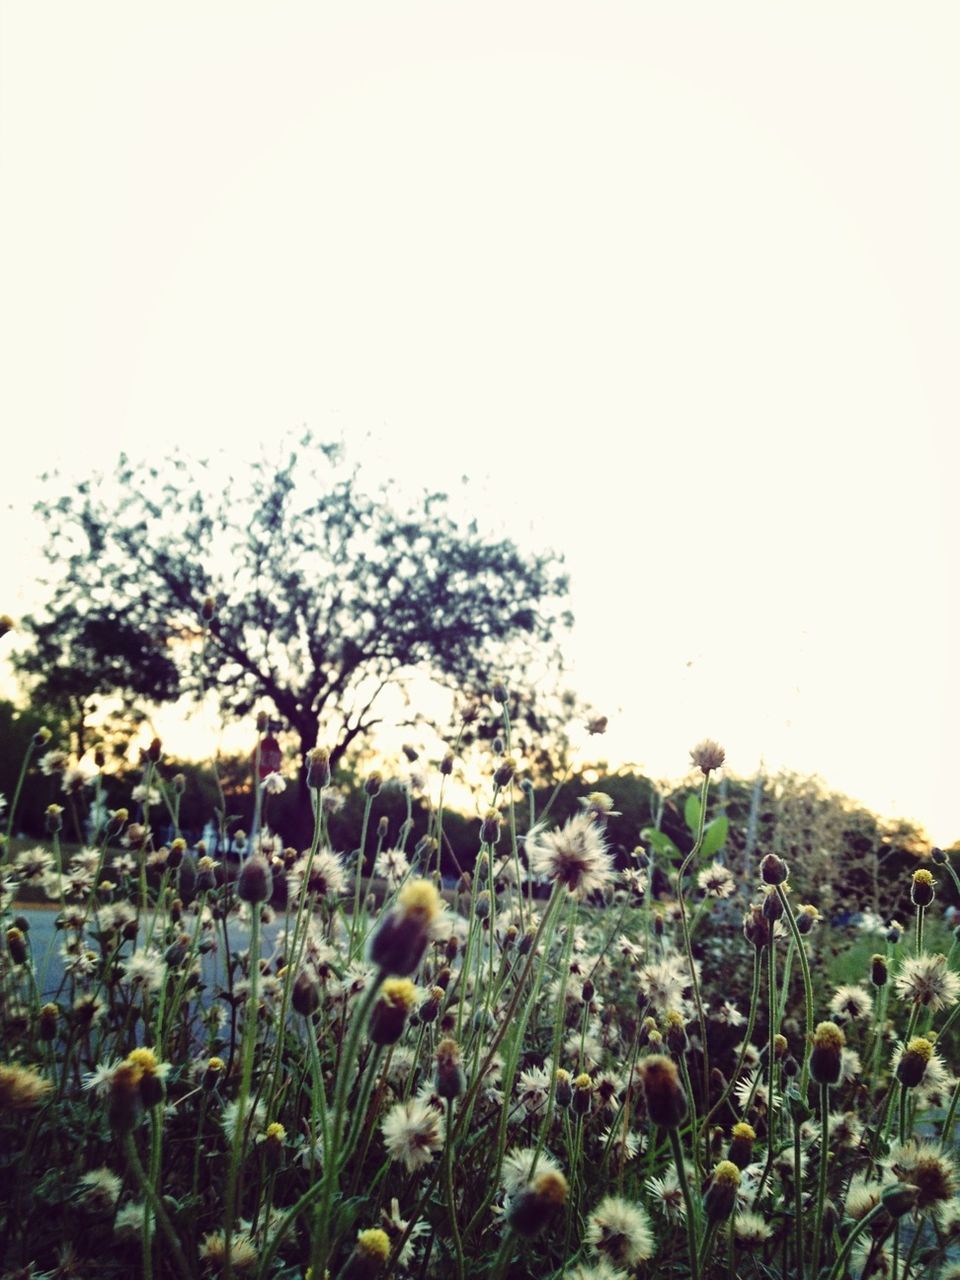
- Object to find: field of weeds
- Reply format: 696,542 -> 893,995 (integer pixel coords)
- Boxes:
1,724 -> 959,1280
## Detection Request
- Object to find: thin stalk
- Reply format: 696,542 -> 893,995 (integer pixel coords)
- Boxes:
668,1126 -> 701,1280
775,886 -> 814,1098
811,1081 -> 831,1278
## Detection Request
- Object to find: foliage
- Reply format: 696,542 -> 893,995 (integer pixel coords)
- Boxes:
15,436 -> 572,780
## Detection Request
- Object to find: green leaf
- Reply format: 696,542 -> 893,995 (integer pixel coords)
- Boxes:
684,791 -> 702,835
701,815 -> 729,857
641,828 -> 681,861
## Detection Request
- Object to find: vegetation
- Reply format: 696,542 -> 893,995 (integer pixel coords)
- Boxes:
1,704 -> 959,1280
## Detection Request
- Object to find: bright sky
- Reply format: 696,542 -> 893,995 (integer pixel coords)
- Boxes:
1,3 -> 957,843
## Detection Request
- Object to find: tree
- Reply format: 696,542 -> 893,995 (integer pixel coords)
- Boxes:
16,436 -> 571,787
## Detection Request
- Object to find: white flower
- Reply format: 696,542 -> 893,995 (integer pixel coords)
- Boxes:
698,862 -> 736,899
120,950 -> 167,992
828,984 -> 873,1022
526,814 -> 614,897
586,1196 -> 654,1266
381,1098 -> 444,1171
894,954 -> 960,1013
261,772 -> 286,796
375,847 -> 410,888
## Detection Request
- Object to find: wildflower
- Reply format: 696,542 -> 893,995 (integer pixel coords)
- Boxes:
527,813 -> 614,897
435,1037 -> 465,1100
887,1139 -> 957,1210
222,1096 -> 267,1144
114,1200 -> 152,1240
369,978 -> 417,1045
564,1262 -> 627,1280
601,1122 -> 642,1162
585,1196 -> 654,1266
645,1168 -> 687,1220
912,868 -> 936,907
237,854 -> 273,903
728,1122 -> 757,1169
342,1227 -> 391,1279
704,1161 -> 741,1222
306,747 -> 331,789
0,1063 -> 53,1111
637,1054 -> 687,1128
796,904 -> 820,934
505,1165 -> 569,1238
199,1230 -> 258,1273
759,853 -> 789,885
894,1037 -> 935,1089
698,862 -> 736,898
828,984 -> 873,1022
690,739 -> 725,774
76,1167 -> 123,1213
872,954 -> 889,987
121,950 -> 167,993
894,954 -> 960,1012
368,878 -> 442,976
108,1061 -> 144,1133
380,1197 -> 430,1268
374,847 -> 410,887
14,846 -> 54,883
734,1212 -> 772,1245
39,749 -> 69,776
381,1098 -> 444,1171
637,957 -> 688,1013
290,848 -> 347,899
845,1172 -> 889,1219
810,1021 -> 845,1085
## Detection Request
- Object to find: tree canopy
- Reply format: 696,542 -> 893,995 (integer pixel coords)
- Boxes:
16,436 -> 572,774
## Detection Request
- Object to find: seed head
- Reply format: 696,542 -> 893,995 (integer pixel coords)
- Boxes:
690,739 -> 725,775
0,1062 -> 52,1112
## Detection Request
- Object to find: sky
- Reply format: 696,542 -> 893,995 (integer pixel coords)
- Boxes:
0,2 -> 957,843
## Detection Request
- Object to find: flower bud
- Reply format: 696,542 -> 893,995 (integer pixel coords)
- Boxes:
37,1003 -> 58,1042
368,879 -> 442,977
342,1227 -> 391,1280
743,905 -> 771,951
796,904 -> 820,935
932,847 -> 947,865
896,1037 -> 934,1089
6,928 -> 27,966
93,742 -> 106,769
759,854 -> 789,886
480,808 -> 501,846
493,758 -> 516,788
506,1169 -> 568,1238
45,804 -> 63,834
34,727 -> 52,746
555,1068 -> 573,1109
664,1010 -> 689,1056
364,771 -> 383,797
201,596 -> 216,622
306,747 -> 331,789
871,954 -> 889,988
690,739 -> 725,774
147,738 -> 162,764
728,1122 -> 756,1169
475,890 -> 491,920
572,1072 -> 594,1116
435,1037 -> 466,1099
911,869 -> 936,907
109,1062 -> 144,1133
492,682 -> 508,705
292,970 -> 321,1017
203,1057 -> 225,1090
237,855 -> 273,904
369,979 -> 417,1046
440,753 -> 454,777
810,1021 -> 845,1086
638,1054 -> 687,1128
704,1161 -> 741,1222
762,888 -> 784,924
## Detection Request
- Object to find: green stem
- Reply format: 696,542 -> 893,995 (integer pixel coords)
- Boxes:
668,1126 -> 701,1280
811,1081 -> 830,1278
124,1133 -> 195,1280
776,886 -> 814,1099
224,904 -> 261,1279
823,1202 -> 888,1280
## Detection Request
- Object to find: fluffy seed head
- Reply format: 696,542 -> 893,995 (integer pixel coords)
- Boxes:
0,1063 -> 52,1112
526,813 -> 614,897
690,739 -> 725,774
638,1054 -> 687,1129
585,1195 -> 654,1266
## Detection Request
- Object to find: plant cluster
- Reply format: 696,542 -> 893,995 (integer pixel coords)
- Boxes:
1,711 -> 959,1280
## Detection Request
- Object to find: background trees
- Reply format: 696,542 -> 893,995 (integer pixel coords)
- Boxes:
14,436 -> 572,784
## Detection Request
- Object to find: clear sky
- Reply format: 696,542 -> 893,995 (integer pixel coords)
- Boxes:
1,2 -> 957,843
